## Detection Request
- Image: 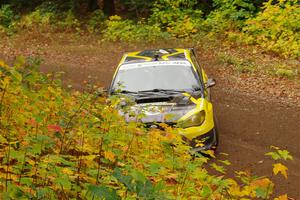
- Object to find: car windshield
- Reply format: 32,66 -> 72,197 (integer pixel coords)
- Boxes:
112,61 -> 201,92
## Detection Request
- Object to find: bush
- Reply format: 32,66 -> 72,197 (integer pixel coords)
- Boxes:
103,15 -> 170,42
242,0 -> 300,58
17,2 -> 80,32
149,0 -> 203,38
86,10 -> 106,33
0,5 -> 14,28
102,0 -> 204,40
0,4 -> 17,34
275,68 -> 297,78
56,10 -> 80,30
0,58 -> 293,199
18,8 -> 55,29
201,0 -> 256,33
269,64 -> 299,79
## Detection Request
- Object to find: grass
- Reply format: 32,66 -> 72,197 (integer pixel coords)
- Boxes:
213,41 -> 300,80
217,52 -> 256,73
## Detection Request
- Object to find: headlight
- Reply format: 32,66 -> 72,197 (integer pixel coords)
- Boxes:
178,110 -> 206,128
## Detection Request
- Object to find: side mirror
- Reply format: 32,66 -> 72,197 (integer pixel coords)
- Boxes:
205,78 -> 216,88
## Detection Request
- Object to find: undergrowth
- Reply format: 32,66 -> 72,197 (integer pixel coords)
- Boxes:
0,0 -> 299,59
241,0 -> 300,58
0,58 -> 293,199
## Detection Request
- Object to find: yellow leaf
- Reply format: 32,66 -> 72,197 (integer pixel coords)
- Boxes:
104,151 -> 115,162
274,194 -> 288,200
270,145 -> 280,150
28,159 -> 35,166
0,60 -> 9,68
202,150 -> 215,158
1,77 -> 10,87
62,168 -> 73,175
273,163 -> 288,179
109,15 -> 122,21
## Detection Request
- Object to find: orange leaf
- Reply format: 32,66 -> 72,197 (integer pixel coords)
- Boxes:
250,178 -> 272,188
104,151 -> 115,162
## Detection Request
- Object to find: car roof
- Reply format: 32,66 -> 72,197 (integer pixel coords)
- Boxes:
121,48 -> 191,64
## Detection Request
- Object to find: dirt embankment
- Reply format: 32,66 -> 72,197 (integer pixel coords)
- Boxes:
1,33 -> 300,198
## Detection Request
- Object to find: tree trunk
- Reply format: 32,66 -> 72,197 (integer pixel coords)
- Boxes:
103,0 -> 115,16
88,0 -> 99,12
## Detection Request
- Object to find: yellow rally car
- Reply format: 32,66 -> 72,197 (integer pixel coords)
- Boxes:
108,48 -> 218,151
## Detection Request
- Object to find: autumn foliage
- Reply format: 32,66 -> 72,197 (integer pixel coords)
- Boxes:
0,58 -> 293,199
1,0 -> 299,58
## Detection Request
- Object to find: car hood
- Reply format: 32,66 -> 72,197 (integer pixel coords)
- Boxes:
119,94 -> 198,123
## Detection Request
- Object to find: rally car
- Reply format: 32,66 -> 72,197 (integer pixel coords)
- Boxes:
108,48 -> 218,151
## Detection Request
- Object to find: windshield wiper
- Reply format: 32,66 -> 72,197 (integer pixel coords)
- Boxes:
112,90 -> 161,97
112,90 -> 139,94
138,89 -> 186,93
191,86 -> 203,94
113,89 -> 188,97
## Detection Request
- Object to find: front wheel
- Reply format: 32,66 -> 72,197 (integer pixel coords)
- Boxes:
212,117 -> 219,151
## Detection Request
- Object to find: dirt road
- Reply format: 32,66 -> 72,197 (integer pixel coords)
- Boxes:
1,34 -> 299,198
213,87 -> 300,198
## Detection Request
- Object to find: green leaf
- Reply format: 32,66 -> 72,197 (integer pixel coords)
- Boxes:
20,177 -> 33,187
210,163 -> 226,174
201,185 -> 212,198
265,149 -> 293,161
10,150 -> 25,162
86,185 -> 120,200
113,168 -> 135,192
10,68 -> 22,82
218,159 -> 231,166
36,188 -> 56,199
149,163 -> 161,176
54,177 -> 72,190
255,187 -> 268,198
265,152 -> 281,160
33,115 -> 43,123
130,169 -> 147,183
4,183 -> 26,199
277,150 -> 293,160
31,144 -> 42,155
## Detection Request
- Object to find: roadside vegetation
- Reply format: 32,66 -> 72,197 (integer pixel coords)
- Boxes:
0,59 -> 293,199
0,0 -> 299,80
0,0 -> 299,199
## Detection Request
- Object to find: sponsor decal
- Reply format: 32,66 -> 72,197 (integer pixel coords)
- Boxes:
120,61 -> 191,70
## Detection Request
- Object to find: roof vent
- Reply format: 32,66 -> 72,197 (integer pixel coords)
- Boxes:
159,49 -> 169,54
154,54 -> 160,61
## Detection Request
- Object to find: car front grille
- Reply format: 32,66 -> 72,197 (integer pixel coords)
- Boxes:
144,122 -> 177,130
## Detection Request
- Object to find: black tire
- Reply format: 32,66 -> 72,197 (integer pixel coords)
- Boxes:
212,117 -> 219,150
